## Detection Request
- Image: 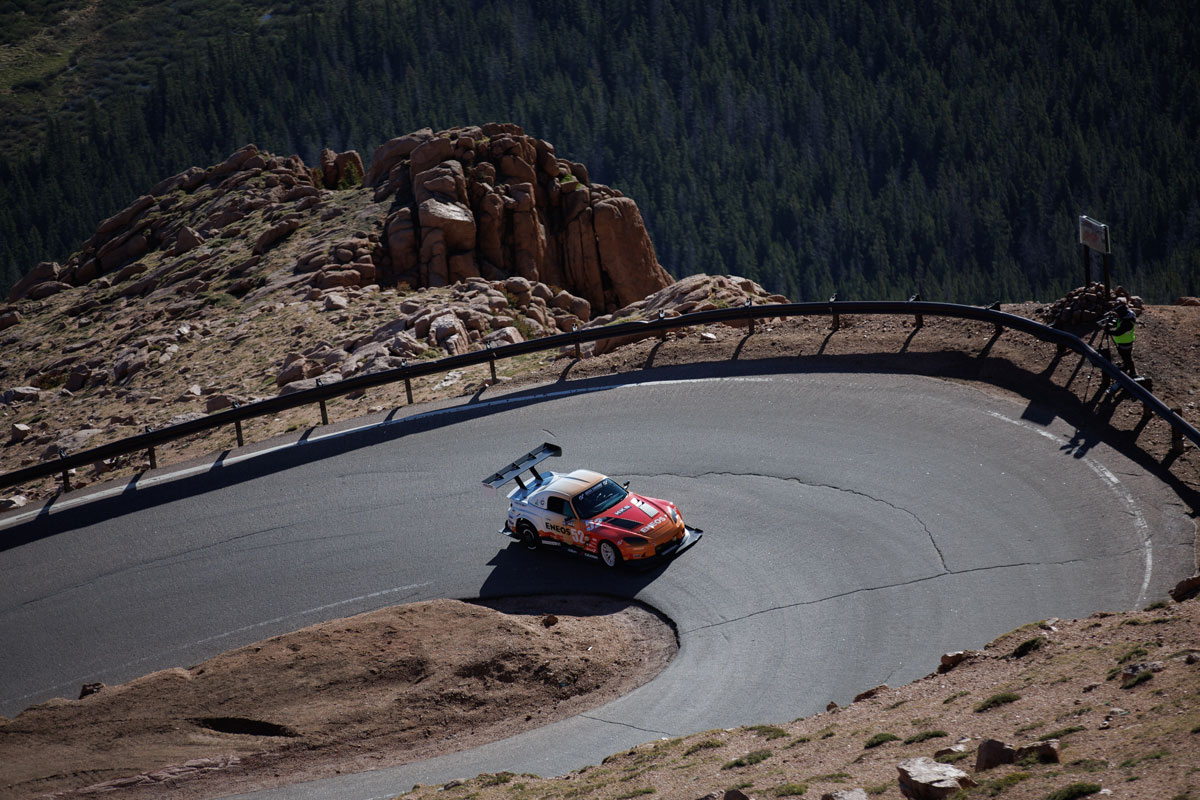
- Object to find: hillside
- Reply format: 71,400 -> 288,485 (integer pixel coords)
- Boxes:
4,0 -> 1199,303
0,127 -> 1198,800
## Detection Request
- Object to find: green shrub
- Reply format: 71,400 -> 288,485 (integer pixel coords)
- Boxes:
1044,783 -> 1102,800
684,739 -> 724,756
936,750 -> 971,764
722,749 -> 773,769
1012,637 -> 1046,658
1120,670 -> 1152,689
773,784 -> 807,797
904,730 -> 949,744
864,732 -> 901,748
1118,646 -> 1149,663
982,771 -> 1030,794
975,692 -> 1021,712
747,725 -> 788,740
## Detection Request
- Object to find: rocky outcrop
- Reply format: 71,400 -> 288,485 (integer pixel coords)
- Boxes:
365,123 -> 671,312
25,126 -> 668,326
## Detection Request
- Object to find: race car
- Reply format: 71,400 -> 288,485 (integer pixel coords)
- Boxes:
483,443 -> 702,568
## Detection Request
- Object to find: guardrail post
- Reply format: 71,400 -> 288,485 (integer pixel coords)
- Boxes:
487,344 -> 497,383
909,294 -> 923,328
402,358 -> 413,404
745,299 -> 756,335
315,377 -> 329,425
145,426 -> 157,470
232,400 -> 244,447
829,292 -> 840,331
1171,407 -> 1186,454
573,323 -> 581,359
658,309 -> 667,341
58,448 -> 71,493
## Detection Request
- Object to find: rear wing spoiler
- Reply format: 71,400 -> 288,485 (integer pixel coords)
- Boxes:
482,442 -> 562,490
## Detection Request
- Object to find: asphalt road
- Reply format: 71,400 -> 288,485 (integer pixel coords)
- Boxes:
0,363 -> 1193,799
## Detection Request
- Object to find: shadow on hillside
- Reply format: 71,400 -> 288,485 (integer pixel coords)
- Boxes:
3,346 -> 1195,552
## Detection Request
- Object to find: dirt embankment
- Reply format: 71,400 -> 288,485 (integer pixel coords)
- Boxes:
0,596 -> 675,800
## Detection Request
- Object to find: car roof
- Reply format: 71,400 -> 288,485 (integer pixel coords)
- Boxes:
542,468 -> 606,496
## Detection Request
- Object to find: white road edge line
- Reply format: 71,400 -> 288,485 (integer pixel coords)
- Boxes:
983,410 -> 1153,605
2,581 -> 432,710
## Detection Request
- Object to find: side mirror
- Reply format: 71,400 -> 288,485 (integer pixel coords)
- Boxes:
622,481 -> 630,490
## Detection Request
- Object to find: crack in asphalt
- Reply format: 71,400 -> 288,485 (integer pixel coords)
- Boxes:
676,550 -> 1138,636
628,470 -> 950,572
578,713 -> 674,737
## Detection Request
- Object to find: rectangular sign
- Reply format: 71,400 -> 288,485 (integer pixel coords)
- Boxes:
1079,215 -> 1111,254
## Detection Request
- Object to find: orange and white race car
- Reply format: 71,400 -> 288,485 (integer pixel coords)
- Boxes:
484,443 -> 702,568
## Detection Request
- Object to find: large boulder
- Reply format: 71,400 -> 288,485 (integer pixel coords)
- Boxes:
7,261 -> 62,302
897,757 -> 976,799
592,196 -> 672,308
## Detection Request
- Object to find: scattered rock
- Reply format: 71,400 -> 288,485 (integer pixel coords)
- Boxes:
205,395 -> 237,413
853,684 -> 889,703
0,495 -> 29,511
4,386 -> 42,404
976,737 -> 1060,771
173,226 -> 205,256
897,757 -> 977,799
1170,574 -> 1200,602
324,293 -> 350,311
9,423 -> 31,443
253,219 -> 300,255
0,310 -> 21,331
822,791 -> 869,800
79,682 -> 105,699
938,651 -> 969,673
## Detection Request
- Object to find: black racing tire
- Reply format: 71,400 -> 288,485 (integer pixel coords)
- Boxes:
516,521 -> 540,550
598,540 -> 622,568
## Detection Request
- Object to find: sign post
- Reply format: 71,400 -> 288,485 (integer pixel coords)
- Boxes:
1079,215 -> 1112,299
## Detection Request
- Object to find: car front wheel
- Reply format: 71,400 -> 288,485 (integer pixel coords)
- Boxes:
599,540 -> 621,568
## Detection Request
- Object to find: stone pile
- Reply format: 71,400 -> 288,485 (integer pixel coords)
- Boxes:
1039,282 -> 1143,327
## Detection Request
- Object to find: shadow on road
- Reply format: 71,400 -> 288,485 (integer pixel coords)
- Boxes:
473,541 -> 675,608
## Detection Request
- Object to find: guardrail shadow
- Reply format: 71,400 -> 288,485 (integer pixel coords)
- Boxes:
3,347 -> 1195,553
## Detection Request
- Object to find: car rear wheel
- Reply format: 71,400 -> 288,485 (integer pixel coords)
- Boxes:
517,521 -> 539,550
599,540 -> 621,568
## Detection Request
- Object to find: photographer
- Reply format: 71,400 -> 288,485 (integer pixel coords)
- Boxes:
1098,301 -> 1138,380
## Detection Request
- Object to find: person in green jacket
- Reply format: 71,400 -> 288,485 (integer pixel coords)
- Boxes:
1100,301 -> 1138,379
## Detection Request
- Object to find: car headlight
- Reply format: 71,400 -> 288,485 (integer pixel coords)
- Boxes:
622,535 -> 650,546
668,506 -> 680,523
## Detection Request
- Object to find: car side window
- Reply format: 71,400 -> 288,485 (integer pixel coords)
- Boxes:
547,496 -> 565,515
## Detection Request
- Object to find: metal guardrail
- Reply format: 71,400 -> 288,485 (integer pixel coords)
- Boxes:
1,300 -> 1195,492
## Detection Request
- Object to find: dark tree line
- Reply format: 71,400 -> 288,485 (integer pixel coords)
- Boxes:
3,0 -> 1198,303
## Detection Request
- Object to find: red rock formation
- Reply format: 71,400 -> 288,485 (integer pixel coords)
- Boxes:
366,123 -> 672,312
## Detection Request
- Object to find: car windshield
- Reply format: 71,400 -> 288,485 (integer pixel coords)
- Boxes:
572,478 -> 628,518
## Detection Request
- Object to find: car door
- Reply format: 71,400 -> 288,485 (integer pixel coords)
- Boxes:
544,495 -> 581,545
